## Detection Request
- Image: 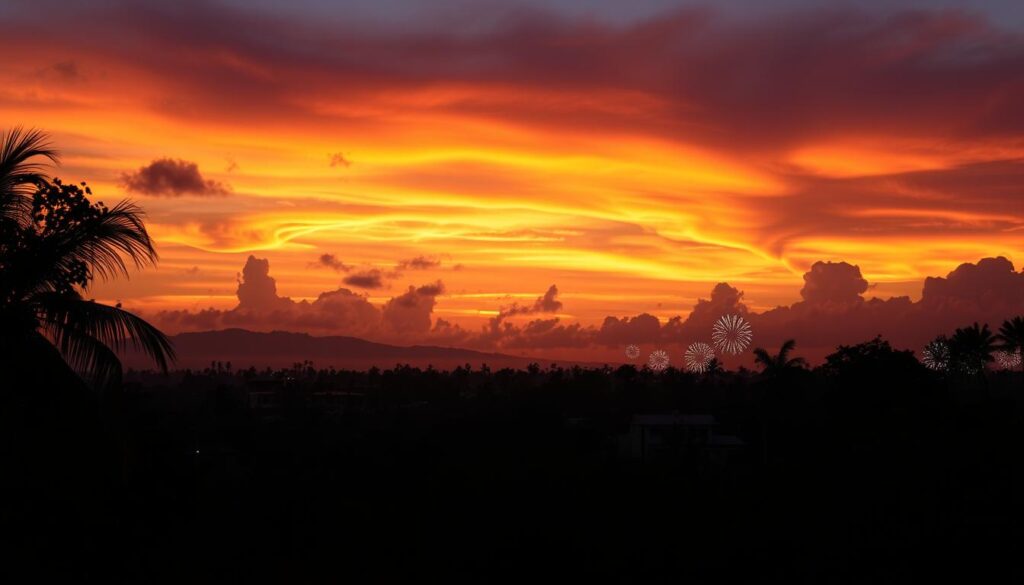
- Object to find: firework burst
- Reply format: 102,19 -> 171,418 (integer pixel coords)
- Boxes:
712,314 -> 753,355
647,349 -> 670,372
921,340 -> 950,371
625,344 -> 640,360
685,342 -> 716,373
995,349 -> 1022,370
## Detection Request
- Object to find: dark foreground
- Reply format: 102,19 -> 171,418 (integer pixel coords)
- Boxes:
3,357 -> 1023,583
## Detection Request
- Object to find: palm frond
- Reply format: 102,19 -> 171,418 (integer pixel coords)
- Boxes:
36,293 -> 175,373
60,200 -> 158,281
778,339 -> 796,361
22,200 -> 158,295
786,357 -> 808,369
752,348 -> 772,367
998,316 -> 1024,350
0,127 -> 59,223
44,323 -> 123,388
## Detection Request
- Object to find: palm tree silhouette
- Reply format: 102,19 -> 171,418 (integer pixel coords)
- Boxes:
752,339 -> 807,378
949,322 -> 996,375
997,316 -> 1024,381
0,128 -> 174,387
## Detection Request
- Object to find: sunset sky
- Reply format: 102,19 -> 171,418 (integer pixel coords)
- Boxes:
2,0 -> 1023,362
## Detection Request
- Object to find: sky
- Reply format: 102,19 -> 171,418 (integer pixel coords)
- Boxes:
2,0 -> 1023,364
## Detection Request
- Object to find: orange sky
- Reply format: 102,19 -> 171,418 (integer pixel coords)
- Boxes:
2,1 -> 1023,360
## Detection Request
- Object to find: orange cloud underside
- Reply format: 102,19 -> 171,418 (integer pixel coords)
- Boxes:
2,6 -> 1023,340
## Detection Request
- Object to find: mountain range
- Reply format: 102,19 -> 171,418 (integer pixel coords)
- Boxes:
124,328 -> 572,371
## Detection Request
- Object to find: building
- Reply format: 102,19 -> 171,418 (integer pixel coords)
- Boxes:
627,414 -> 744,463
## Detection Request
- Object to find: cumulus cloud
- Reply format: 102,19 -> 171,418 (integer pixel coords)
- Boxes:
155,256 -> 449,341
236,256 -> 291,311
499,284 -> 563,318
595,313 -> 663,346
502,318 -> 590,350
800,261 -> 869,306
494,257 -> 1024,361
121,158 -> 230,197
921,256 -> 1024,311
382,281 -> 446,335
153,255 -> 1024,364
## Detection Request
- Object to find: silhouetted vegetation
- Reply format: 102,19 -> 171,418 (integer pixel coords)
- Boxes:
0,128 -> 173,389
4,320 -> 1024,581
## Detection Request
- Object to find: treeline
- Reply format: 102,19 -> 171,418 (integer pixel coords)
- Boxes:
7,333 -> 1024,582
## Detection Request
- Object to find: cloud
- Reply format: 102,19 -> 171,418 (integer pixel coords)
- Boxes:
236,256 -> 291,311
47,60 -> 83,81
343,269 -> 385,289
155,256 -> 446,341
152,255 -> 1024,364
595,313 -> 663,346
487,257 -> 1024,361
502,318 -> 590,350
800,261 -> 869,306
121,158 -> 230,197
314,253 -> 351,272
10,2 -> 1023,153
921,256 -> 1024,311
382,281 -> 446,334
397,255 -> 442,270
661,283 -> 747,341
4,2 -> 1024,284
499,284 -> 563,318
329,152 -> 351,168
415,280 -> 446,296
532,285 -> 563,313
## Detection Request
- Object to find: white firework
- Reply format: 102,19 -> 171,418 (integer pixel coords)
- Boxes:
995,349 -> 1022,370
921,340 -> 949,371
685,342 -> 716,373
625,344 -> 641,360
647,349 -> 670,372
712,314 -> 753,355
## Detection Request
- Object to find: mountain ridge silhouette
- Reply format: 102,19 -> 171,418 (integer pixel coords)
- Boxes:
124,328 -> 587,370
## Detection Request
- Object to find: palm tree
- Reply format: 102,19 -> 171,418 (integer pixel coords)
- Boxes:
0,128 -> 174,388
752,339 -> 807,379
997,317 -> 1024,385
997,317 -> 1024,359
705,357 -> 725,378
949,322 -> 996,375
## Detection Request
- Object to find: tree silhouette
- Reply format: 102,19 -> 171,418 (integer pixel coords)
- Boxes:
752,339 -> 807,378
0,129 -> 174,388
949,322 -> 996,375
704,357 -> 725,380
997,316 -> 1024,387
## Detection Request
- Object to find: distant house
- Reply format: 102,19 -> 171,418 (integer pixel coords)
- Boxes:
628,414 -> 744,463
245,378 -> 366,417
246,378 -> 285,415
